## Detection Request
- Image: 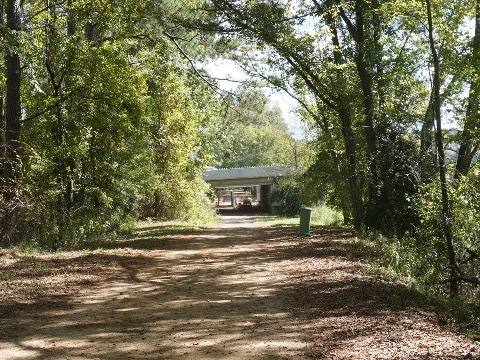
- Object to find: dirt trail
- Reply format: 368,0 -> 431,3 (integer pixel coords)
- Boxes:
0,215 -> 308,359
0,215 -> 478,359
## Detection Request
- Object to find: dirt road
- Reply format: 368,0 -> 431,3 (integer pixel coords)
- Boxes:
0,215 -> 478,359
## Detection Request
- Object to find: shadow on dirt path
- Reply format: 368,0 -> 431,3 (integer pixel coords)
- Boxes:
0,216 -> 478,359
0,216 -> 308,359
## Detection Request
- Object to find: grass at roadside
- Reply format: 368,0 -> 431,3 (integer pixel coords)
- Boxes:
251,214 -> 300,227
132,218 -> 220,234
252,204 -> 344,227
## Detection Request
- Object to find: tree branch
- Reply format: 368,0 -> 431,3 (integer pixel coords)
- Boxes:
336,4 -> 358,41
163,30 -> 224,95
24,0 -> 68,22
22,93 -> 72,123
448,276 -> 480,286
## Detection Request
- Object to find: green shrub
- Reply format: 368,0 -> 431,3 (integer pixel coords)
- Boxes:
311,204 -> 343,226
270,176 -> 302,216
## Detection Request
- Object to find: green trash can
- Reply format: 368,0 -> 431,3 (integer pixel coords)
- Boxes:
299,205 -> 312,236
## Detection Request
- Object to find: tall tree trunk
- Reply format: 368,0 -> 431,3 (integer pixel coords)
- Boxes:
426,0 -> 459,296
324,1 -> 364,230
372,0 -> 387,126
45,0 -> 75,246
0,95 -> 4,155
0,0 -> 5,157
354,0 -> 378,230
419,90 -> 438,184
67,0 -> 76,36
339,106 -> 364,231
3,0 -> 21,201
454,0 -> 480,179
421,91 -> 435,153
315,103 -> 355,225
65,0 -> 77,210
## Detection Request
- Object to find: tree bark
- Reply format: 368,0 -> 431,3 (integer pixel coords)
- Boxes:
0,0 -> 4,162
44,0 -> 77,245
324,3 -> 364,230
339,107 -> 364,231
454,0 -> 480,179
353,0 -> 378,230
3,0 -> 22,201
421,90 -> 435,153
371,0 -> 387,126
67,0 -> 76,36
426,0 -> 459,296
335,0 -> 379,229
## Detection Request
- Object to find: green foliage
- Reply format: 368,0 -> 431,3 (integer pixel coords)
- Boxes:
303,146 -> 352,222
0,0 -> 221,249
354,232 -> 480,334
213,86 -> 300,168
138,48 -> 219,223
311,205 -> 344,227
388,162 -> 480,295
376,127 -> 421,235
270,176 -> 302,216
452,167 -> 480,243
201,0 -> 480,301
0,0 -> 479,315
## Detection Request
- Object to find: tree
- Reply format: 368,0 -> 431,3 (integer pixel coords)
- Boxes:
214,86 -> 300,168
1,0 -> 222,247
425,0 -> 458,294
455,0 -> 480,179
2,0 -> 21,201
202,0 -> 369,229
192,0 -> 480,296
0,0 -> 22,245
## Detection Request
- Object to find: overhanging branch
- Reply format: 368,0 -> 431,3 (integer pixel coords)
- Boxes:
163,30 -> 224,96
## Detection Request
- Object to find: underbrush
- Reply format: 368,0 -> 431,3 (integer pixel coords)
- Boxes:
310,205 -> 344,226
181,203 -> 220,227
353,233 -> 480,337
0,197 -> 219,252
